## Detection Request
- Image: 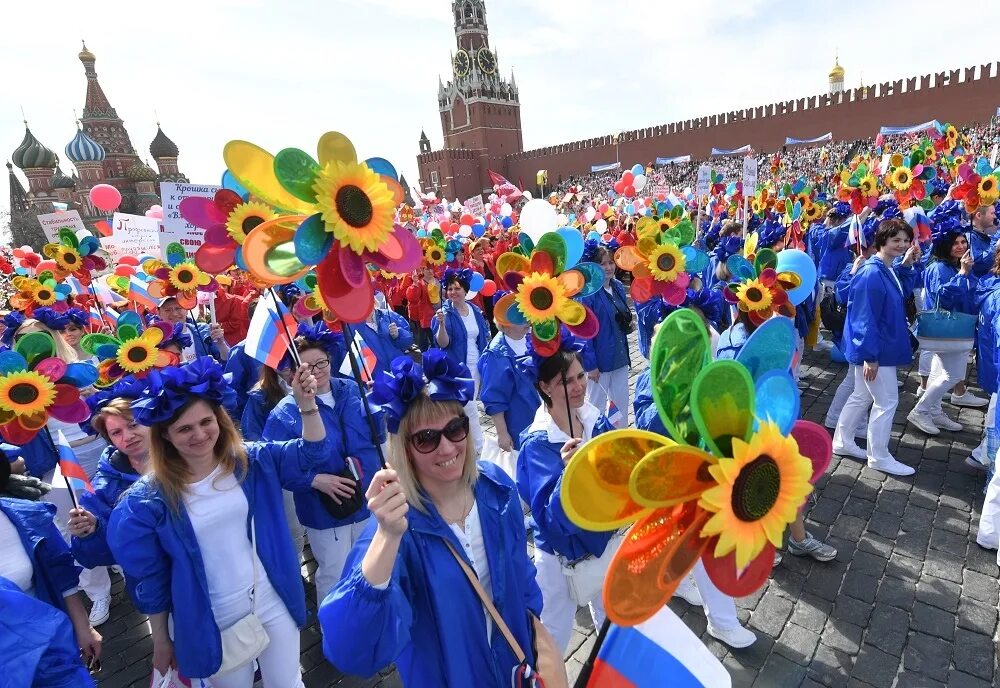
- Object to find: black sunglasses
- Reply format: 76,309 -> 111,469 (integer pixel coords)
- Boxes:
409,415 -> 470,454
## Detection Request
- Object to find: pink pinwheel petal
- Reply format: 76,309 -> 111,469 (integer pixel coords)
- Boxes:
203,224 -> 234,246
35,357 -> 67,382
179,197 -> 228,229
663,282 -> 687,306
49,398 -> 90,424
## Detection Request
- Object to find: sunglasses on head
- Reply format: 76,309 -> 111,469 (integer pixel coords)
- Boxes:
408,415 -> 470,454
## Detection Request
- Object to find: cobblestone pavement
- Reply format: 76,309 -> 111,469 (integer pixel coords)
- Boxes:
94,334 -> 1000,687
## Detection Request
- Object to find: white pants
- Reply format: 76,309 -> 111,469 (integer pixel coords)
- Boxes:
918,348 -> 933,378
587,366 -> 630,428
690,560 -> 739,629
463,400 -> 485,456
826,365 -> 857,425
833,365 -> 898,462
306,519 -> 370,607
201,577 -> 304,688
534,549 -> 606,654
282,491 -> 304,559
915,350 -> 969,417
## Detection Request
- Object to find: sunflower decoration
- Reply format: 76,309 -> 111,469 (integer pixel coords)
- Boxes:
884,148 -> 937,209
181,189 -> 278,274
750,186 -> 775,216
41,227 -> 107,285
723,245 -> 799,326
81,312 -> 178,387
424,242 -> 447,266
144,242 -> 217,310
557,310 -> 830,626
614,218 -> 709,306
8,276 -> 72,316
0,331 -> 97,444
952,157 -> 1000,213
934,123 -> 960,155
494,231 -> 602,356
221,132 -> 421,323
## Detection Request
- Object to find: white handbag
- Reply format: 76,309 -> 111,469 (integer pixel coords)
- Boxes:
215,518 -> 270,676
561,534 -> 622,607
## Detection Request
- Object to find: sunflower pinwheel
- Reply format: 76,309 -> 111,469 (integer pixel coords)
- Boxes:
221,132 -> 421,323
952,157 -> 1000,213
144,242 -> 218,311
8,275 -> 72,316
884,148 -> 937,209
558,310 -> 830,626
180,188 -> 277,274
723,247 -> 799,326
81,312 -> 178,387
494,231 -> 601,357
0,332 -> 97,444
42,227 -> 107,284
837,160 -> 880,214
934,123 -> 960,155
613,218 -> 708,306
289,273 -> 336,322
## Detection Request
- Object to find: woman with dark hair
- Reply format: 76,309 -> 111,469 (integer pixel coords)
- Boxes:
907,228 -> 978,435
108,357 -> 343,686
833,218 -> 921,476
432,268 -> 489,453
515,338 -> 616,652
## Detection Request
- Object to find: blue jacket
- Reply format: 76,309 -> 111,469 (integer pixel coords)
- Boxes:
477,333 -> 540,450
185,320 -> 224,362
579,280 -> 631,372
241,387 -> 279,442
966,229 -> 1000,278
431,301 -> 489,368
516,406 -> 616,559
108,439 -> 326,679
19,433 -> 57,479
71,447 -> 141,570
816,220 -> 853,280
976,283 -> 1000,394
922,261 -> 978,314
636,297 -> 671,361
0,576 -> 95,688
833,263 -> 855,306
633,368 -> 668,436
843,257 -> 914,366
356,310 -> 415,377
319,462 -> 542,688
225,341 -> 263,422
262,379 -> 384,530
0,498 -> 80,613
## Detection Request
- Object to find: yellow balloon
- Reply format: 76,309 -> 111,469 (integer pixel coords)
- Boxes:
223,141 -> 314,215
316,131 -> 357,167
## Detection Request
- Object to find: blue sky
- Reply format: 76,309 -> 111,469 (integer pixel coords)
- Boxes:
3,0 -> 1000,216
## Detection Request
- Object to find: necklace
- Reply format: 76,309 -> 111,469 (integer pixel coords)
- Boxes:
438,489 -> 473,525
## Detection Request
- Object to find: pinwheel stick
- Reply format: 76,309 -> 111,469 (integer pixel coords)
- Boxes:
185,309 -> 211,358
341,323 -> 388,470
267,288 -> 301,369
574,618 -> 611,688
561,370 -> 575,439
42,426 -> 79,510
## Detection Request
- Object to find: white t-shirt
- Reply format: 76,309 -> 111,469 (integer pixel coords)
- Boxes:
505,335 -> 528,357
460,308 -> 480,371
317,390 -> 335,409
448,499 -> 492,640
0,511 -> 35,597
181,323 -> 200,362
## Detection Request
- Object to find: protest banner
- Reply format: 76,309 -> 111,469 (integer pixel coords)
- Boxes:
159,182 -> 220,257
36,210 -> 88,243
464,195 -> 485,217
100,213 -> 161,263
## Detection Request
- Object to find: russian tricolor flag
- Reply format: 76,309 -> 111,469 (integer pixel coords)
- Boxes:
55,430 -> 94,494
245,294 -> 298,369
607,398 -> 624,427
129,275 -> 157,311
585,608 -> 731,687
903,206 -> 932,244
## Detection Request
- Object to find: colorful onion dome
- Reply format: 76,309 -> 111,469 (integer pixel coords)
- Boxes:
125,160 -> 158,183
149,126 -> 179,159
65,126 -> 106,163
12,126 -> 58,170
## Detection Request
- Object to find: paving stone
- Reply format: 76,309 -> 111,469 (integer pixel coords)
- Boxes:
748,592 -> 794,637
922,550 -> 965,583
874,577 -> 915,610
821,619 -> 864,654
952,628 -> 995,681
957,596 -> 999,635
851,644 -> 901,688
865,604 -> 909,656
808,643 -> 853,688
902,632 -> 952,682
849,550 -> 888,577
788,593 -> 832,633
928,527 -> 970,557
855,533 -> 894,558
947,669 -> 995,688
866,513 -> 902,538
914,576 -> 961,613
830,514 -> 868,541
961,568 -> 1000,605
841,571 -> 878,604
910,601 -> 956,640
752,652 -> 808,688
774,622 -> 821,666
834,594 -> 873,627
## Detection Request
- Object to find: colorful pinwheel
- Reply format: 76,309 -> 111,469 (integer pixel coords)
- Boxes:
145,242 -> 218,310
952,157 -> 1000,213
41,228 -> 107,285
884,149 -> 937,209
613,218 -> 708,306
181,189 -> 277,274
81,312 -> 179,387
558,311 -> 830,627
9,275 -> 72,316
0,332 -> 97,444
723,248 -> 799,326
493,231 -> 601,356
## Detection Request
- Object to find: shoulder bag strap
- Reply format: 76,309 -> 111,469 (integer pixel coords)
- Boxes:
443,540 -> 526,664
249,516 -> 258,614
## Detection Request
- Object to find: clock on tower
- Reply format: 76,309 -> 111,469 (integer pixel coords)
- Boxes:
453,49 -> 470,77
476,48 -> 496,74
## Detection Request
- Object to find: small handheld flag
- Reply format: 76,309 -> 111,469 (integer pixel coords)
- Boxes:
245,291 -> 299,369
607,398 -> 624,428
129,275 -> 157,311
340,330 -> 377,383
55,429 -> 93,509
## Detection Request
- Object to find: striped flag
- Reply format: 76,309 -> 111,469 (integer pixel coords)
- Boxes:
585,608 -> 731,687
66,275 -> 86,296
128,276 -> 157,310
87,306 -> 105,330
244,294 -> 298,369
607,398 -> 624,427
340,329 -> 377,382
55,430 -> 94,493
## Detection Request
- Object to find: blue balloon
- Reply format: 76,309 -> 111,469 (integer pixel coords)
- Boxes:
364,157 -> 398,180
221,170 -> 250,200
631,163 -> 644,177
557,227 -> 584,269
472,223 -> 486,237
625,203 -> 635,214
587,230 -> 601,241
501,216 -> 513,228
607,190 -> 616,199
775,249 -> 817,306
470,273 -> 485,291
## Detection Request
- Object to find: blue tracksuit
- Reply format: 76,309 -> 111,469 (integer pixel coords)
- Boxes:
579,280 -> 631,373
843,257 -> 916,367
225,341 -> 263,422
18,433 -> 57,479
922,261 -> 978,313
108,439 -> 326,679
241,387 -> 278,441
0,498 -> 80,613
318,462 -> 542,688
355,310 -> 415,377
816,219 -> 853,281
976,277 -> 1000,394
71,447 -> 140,570
477,333 -> 540,450
262,379 -> 383,530
633,368 -> 668,436
966,229 -> 1000,278
431,301 -> 490,368
516,407 -> 616,560
636,297 -> 671,361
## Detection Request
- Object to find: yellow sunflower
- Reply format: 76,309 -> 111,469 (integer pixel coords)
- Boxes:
648,243 -> 686,282
117,329 -> 167,374
33,284 -> 57,306
859,174 -> 878,195
978,176 -> 999,205
424,245 -> 446,266
889,166 -> 913,191
169,263 -> 210,292
515,272 -> 575,325
0,371 -> 56,416
312,160 -> 396,254
52,245 -> 82,273
945,125 -> 958,149
698,421 -> 814,569
734,278 -> 772,312
803,203 -> 823,222
226,201 -> 276,245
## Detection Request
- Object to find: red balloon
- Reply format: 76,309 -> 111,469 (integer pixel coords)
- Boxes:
622,171 -> 634,185
460,213 -> 474,226
89,184 -> 122,212
623,184 -> 636,198
480,279 -> 497,297
613,181 -> 626,195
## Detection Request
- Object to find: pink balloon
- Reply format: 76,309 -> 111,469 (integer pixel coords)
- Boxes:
145,208 -> 164,219
89,184 -> 121,212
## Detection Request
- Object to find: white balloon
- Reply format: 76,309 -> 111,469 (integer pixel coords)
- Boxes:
634,174 -> 647,192
500,203 -> 513,217
518,199 -> 560,242
458,226 -> 473,237
584,207 -> 597,222
595,218 -> 608,232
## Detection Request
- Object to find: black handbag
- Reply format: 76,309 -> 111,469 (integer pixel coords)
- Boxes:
318,456 -> 364,520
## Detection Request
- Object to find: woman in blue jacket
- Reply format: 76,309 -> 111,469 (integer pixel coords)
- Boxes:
971,250 -> 1000,471
108,357 -> 342,687
908,228 -> 979,435
321,351 -> 543,687
578,246 -> 632,427
516,338 -> 616,652
833,218 -> 921,476
477,321 -> 539,453
263,323 -> 383,608
355,297 -> 415,378
432,268 -> 489,453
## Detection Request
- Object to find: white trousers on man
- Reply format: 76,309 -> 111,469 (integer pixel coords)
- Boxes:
833,365 -> 898,462
587,366 -> 630,428
690,560 -> 740,630
306,519 -> 370,607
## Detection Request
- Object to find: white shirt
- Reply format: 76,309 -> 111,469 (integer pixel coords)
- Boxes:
448,499 -> 492,641
526,402 -> 603,444
0,511 -> 35,597
317,390 -> 335,409
460,308 -> 480,371
504,335 -> 527,357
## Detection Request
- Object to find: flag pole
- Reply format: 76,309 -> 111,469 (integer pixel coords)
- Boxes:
573,618 -> 611,688
342,322 -> 388,470
43,426 -> 79,510
267,288 -> 301,369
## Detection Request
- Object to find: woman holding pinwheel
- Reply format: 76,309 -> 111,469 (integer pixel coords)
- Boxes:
320,351 -> 546,688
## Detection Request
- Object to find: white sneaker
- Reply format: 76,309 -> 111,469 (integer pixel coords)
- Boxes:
708,622 -> 757,649
916,385 -> 926,397
832,443 -> 867,460
950,390 -> 990,408
674,574 -> 703,606
931,413 -> 962,432
88,597 -> 111,626
867,457 -> 915,476
907,409 -> 940,435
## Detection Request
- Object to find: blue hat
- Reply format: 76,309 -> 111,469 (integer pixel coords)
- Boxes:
130,357 -> 236,426
514,327 -> 586,380
829,201 -> 852,218
368,349 -> 475,433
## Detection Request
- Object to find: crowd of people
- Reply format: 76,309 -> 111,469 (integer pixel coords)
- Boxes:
2,116 -> 1000,687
